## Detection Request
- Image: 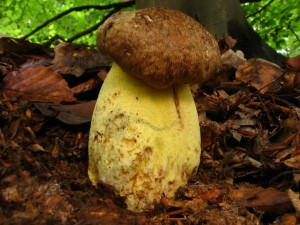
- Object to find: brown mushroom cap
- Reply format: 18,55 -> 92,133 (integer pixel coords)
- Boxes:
97,7 -> 221,89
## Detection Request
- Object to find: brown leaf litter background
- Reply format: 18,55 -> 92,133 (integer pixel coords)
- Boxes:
0,36 -> 300,224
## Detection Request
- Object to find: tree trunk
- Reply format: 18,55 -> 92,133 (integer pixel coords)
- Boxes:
136,0 -> 285,65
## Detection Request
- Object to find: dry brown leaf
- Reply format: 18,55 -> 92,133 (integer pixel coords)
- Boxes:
32,181 -> 74,220
34,100 -> 96,125
285,55 -> 300,71
284,155 -> 300,169
236,58 -> 284,94
51,42 -> 111,77
281,111 -> 300,131
2,66 -> 76,103
287,189 -> 300,217
0,129 -> 5,149
276,147 -> 297,162
161,184 -> 223,212
279,214 -> 297,225
231,186 -> 293,216
9,119 -> 20,139
283,71 -> 300,90
220,49 -> 246,69
199,188 -> 221,201
97,69 -> 109,81
199,111 -> 221,149
71,76 -> 103,96
229,109 -> 258,141
0,36 -> 41,54
223,150 -> 262,168
162,196 -> 206,213
179,183 -> 222,202
27,144 -> 45,152
2,185 -> 23,202
224,34 -> 238,49
0,64 -> 10,76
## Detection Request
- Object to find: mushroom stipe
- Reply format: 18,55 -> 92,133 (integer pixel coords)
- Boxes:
89,63 -> 201,211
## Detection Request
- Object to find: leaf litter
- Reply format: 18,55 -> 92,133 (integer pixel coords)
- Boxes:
0,37 -> 300,224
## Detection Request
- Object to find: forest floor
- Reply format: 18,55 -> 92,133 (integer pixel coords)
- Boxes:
0,37 -> 299,225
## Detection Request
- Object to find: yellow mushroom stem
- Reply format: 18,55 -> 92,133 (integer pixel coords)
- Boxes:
88,63 -> 201,212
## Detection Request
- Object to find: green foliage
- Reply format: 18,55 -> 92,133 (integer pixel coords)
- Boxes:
0,0 -> 134,46
242,0 -> 300,57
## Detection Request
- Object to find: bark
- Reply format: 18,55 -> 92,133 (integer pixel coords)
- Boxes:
136,0 -> 285,65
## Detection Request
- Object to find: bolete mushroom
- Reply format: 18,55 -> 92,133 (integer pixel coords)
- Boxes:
89,7 -> 220,212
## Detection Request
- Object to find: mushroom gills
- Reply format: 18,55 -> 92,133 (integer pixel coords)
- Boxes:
88,63 -> 201,212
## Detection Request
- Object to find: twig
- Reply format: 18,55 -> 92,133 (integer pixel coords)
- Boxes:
66,9 -> 118,42
286,22 -> 300,52
21,1 -> 135,39
256,93 -> 273,123
43,35 -> 66,46
246,0 -> 275,18
165,208 -> 189,217
165,217 -> 187,221
240,0 -> 261,3
251,58 -> 286,94
269,170 -> 300,184
286,22 -> 300,43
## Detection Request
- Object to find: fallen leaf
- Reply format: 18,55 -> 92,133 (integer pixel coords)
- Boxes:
220,49 -> 246,69
27,144 -> 45,152
231,186 -> 293,216
33,181 -> 74,220
287,189 -> 300,217
2,185 -> 23,202
284,155 -> 300,169
224,34 -> 238,49
285,55 -> 300,71
199,188 -> 221,201
293,174 -> 300,185
223,150 -> 262,169
9,119 -> 20,139
51,42 -> 111,77
0,36 -> 42,54
199,111 -> 221,148
97,69 -> 109,81
279,214 -> 297,225
2,66 -> 76,103
283,71 -> 300,90
236,58 -> 284,93
276,147 -> 297,162
0,64 -> 11,76
71,76 -> 103,96
34,100 -> 96,125
0,129 -> 5,149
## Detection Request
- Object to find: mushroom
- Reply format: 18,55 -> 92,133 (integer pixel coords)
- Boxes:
88,7 -> 220,212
